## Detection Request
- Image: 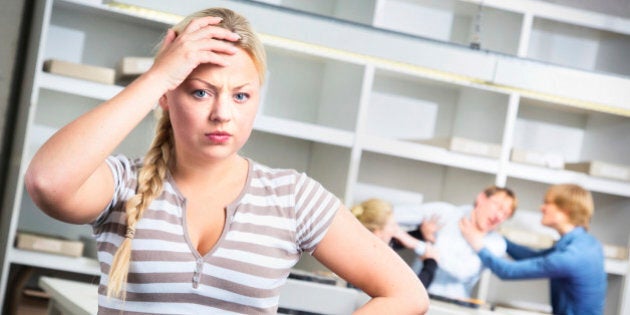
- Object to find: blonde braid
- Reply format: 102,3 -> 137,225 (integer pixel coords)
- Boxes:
107,112 -> 173,299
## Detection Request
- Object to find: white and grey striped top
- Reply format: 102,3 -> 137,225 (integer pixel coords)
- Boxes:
92,155 -> 340,314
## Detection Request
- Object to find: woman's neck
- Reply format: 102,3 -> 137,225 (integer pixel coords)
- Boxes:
556,222 -> 576,235
171,155 -> 247,187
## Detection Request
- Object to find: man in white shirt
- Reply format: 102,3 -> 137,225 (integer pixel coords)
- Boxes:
409,186 -> 517,300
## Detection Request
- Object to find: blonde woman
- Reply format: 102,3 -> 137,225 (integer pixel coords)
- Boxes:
460,184 -> 606,315
352,198 -> 439,287
25,7 -> 428,314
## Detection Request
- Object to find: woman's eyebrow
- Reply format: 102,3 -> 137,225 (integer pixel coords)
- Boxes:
187,77 -> 214,87
188,78 -> 252,91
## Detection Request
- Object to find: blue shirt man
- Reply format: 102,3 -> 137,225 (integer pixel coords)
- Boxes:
477,227 -> 606,315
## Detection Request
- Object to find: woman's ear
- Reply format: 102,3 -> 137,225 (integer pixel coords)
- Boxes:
159,94 -> 169,110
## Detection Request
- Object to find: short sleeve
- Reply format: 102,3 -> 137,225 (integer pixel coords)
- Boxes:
293,173 -> 341,254
90,154 -> 138,228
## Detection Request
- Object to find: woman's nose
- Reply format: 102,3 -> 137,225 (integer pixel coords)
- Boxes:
210,95 -> 231,122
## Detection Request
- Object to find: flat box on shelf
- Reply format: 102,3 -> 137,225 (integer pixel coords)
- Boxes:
603,244 -> 630,260
415,137 -> 502,159
289,269 -> 340,286
116,56 -> 154,82
510,148 -> 564,169
16,232 -> 84,258
43,59 -> 115,85
565,161 -> 630,181
499,226 -> 555,249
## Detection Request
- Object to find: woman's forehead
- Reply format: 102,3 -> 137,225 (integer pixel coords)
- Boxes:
188,49 -> 260,82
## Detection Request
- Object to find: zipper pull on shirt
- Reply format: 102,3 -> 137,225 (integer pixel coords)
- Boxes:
193,257 -> 204,289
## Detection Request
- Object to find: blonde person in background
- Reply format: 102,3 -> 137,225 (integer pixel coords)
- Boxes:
460,184 -> 606,315
352,198 -> 439,288
24,7 -> 428,314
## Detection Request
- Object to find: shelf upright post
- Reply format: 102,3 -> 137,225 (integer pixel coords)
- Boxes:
516,12 -> 534,58
344,65 -> 375,206
495,93 -> 520,188
620,232 -> 630,315
0,0 -> 52,308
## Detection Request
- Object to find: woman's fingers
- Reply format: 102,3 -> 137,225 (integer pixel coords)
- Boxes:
183,16 -> 223,33
195,49 -> 232,67
157,29 -> 177,55
185,24 -> 241,43
170,37 -> 237,67
196,37 -> 239,55
181,16 -> 240,42
459,217 -> 483,251
167,23 -> 240,64
148,15 -> 244,90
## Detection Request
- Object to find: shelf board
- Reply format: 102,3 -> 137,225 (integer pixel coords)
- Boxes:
9,248 -> 100,276
38,72 -> 123,101
359,135 -> 499,174
493,57 -> 630,115
103,0 -> 630,116
460,0 -> 630,37
606,259 -> 629,276
254,115 -> 354,148
506,162 -> 630,198
38,72 -> 355,149
57,0 -> 173,28
8,238 -> 626,277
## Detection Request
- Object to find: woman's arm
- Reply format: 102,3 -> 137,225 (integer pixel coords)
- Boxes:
460,215 -> 552,262
477,246 -> 571,280
505,239 -> 552,260
25,16 -> 239,224
314,207 -> 428,314
459,215 -> 564,280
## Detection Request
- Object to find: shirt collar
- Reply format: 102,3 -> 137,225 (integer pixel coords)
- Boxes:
556,226 -> 586,248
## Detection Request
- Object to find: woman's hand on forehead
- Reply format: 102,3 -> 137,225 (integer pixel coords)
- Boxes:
150,16 -> 241,92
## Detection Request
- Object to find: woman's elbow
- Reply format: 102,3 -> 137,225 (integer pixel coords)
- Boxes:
24,166 -> 68,219
409,295 -> 429,314
360,281 -> 429,314
416,287 -> 430,314
400,283 -> 430,314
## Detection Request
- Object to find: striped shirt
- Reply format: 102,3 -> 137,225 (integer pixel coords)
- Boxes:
92,155 -> 340,314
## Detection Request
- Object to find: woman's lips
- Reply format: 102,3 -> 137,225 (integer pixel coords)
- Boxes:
206,131 -> 231,143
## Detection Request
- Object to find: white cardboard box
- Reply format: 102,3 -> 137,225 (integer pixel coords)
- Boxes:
603,244 -> 630,260
499,226 -> 555,249
16,232 -> 84,257
416,137 -> 502,159
565,160 -> 630,181
117,56 -> 153,81
510,148 -> 564,169
43,59 -> 115,85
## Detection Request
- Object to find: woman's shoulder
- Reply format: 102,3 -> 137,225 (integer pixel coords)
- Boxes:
248,159 -> 306,184
576,229 -> 604,249
562,228 -> 604,258
246,159 -> 335,201
107,154 -> 143,172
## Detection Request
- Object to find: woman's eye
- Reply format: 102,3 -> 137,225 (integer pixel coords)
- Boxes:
234,92 -> 249,103
193,90 -> 209,98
